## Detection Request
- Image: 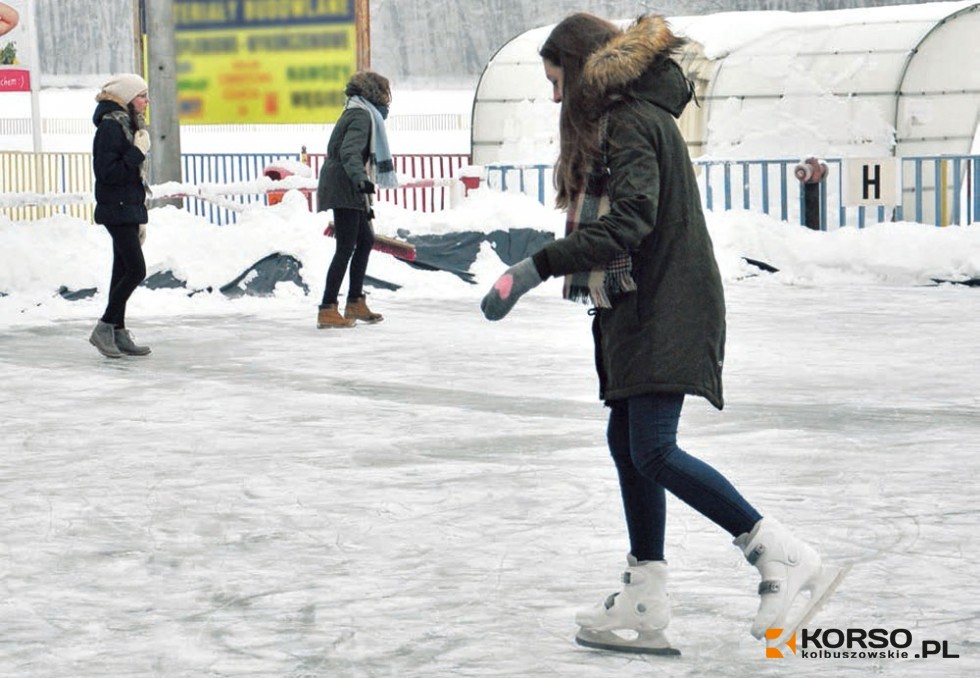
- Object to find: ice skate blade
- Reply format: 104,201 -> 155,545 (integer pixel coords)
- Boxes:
768,564 -> 851,649
576,628 -> 681,656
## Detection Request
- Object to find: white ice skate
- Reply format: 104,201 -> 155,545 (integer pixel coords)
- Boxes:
735,518 -> 849,649
574,555 -> 681,656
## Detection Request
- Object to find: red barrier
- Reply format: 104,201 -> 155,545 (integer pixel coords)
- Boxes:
307,153 -> 470,213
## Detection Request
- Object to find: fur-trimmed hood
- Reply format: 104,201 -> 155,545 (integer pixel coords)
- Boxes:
582,15 -> 691,119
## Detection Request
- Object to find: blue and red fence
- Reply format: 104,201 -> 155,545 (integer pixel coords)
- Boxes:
2,150 -> 977,228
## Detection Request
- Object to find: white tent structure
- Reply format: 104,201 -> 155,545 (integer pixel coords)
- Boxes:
471,1 -> 980,166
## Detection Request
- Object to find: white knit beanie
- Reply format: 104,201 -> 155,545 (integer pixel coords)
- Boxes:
99,74 -> 148,104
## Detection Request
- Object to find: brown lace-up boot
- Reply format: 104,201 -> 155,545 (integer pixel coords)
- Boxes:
344,296 -> 383,323
317,304 -> 355,329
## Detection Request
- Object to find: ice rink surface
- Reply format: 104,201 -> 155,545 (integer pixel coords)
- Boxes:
1,282 -> 977,677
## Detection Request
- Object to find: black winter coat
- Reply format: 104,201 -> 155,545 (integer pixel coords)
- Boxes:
92,100 -> 148,226
537,18 -> 726,409
317,107 -> 372,212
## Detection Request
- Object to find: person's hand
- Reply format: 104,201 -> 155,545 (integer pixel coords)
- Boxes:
357,179 -> 375,194
133,130 -> 151,155
480,258 -> 543,321
138,224 -> 147,245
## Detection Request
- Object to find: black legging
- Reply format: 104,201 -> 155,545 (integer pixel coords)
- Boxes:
322,207 -> 374,306
100,224 -> 146,328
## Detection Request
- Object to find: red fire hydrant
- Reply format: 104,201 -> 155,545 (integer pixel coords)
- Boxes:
794,157 -> 829,230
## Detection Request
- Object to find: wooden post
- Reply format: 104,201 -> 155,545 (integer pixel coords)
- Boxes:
144,0 -> 183,204
355,0 -> 370,70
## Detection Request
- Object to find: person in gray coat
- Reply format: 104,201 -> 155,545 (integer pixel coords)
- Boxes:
481,14 -> 844,655
315,70 -> 395,328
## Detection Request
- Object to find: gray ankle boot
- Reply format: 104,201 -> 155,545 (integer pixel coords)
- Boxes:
114,328 -> 151,355
89,320 -> 122,358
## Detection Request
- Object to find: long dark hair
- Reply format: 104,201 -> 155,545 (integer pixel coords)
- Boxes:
540,13 -> 620,208
126,103 -> 147,133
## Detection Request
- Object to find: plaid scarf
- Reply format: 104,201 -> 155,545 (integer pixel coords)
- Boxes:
346,96 -> 398,189
563,184 -> 637,307
562,118 -> 636,308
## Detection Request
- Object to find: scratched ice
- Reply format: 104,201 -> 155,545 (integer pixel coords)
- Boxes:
2,62 -> 979,677
1,275 -> 977,676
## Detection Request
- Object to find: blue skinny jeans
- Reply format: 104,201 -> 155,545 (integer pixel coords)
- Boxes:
607,393 -> 762,562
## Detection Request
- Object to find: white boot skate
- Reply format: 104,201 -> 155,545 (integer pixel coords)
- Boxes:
574,555 -> 680,656
735,518 -> 849,649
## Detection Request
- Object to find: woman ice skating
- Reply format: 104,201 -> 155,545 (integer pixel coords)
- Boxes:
315,70 -> 398,329
89,73 -> 152,358
480,13 -> 845,654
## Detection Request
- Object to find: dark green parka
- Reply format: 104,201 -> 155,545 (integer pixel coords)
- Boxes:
536,17 -> 726,409
316,107 -> 373,212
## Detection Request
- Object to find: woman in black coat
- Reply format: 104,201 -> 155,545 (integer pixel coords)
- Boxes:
481,14 -> 844,655
89,73 -> 152,358
315,70 -> 396,328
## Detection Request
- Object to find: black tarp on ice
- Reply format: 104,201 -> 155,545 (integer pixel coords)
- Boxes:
396,228 -> 554,283
220,252 -> 310,298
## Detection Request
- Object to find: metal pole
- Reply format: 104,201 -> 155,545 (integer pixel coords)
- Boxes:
355,0 -> 370,70
144,0 -> 183,203
23,1 -> 41,155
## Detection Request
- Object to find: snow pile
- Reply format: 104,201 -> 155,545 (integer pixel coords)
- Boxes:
2,188 -> 977,327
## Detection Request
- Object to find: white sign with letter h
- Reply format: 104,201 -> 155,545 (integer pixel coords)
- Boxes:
843,157 -> 899,207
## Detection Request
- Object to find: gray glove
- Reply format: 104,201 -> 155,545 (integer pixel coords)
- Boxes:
133,130 -> 151,155
480,258 -> 543,321
138,223 -> 147,246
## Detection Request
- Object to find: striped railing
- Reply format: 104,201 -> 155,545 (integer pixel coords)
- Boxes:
0,151 -> 96,221
697,156 -> 980,229
1,150 -> 471,225
307,153 -> 470,214
177,152 -> 471,225
180,153 -> 300,225
485,156 -> 980,228
4,151 -> 977,228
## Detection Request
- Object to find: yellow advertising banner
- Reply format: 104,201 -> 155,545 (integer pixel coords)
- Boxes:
175,0 -> 356,124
